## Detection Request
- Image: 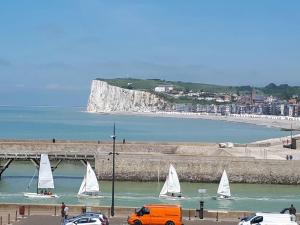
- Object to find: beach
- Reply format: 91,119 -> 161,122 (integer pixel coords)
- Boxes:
103,111 -> 300,130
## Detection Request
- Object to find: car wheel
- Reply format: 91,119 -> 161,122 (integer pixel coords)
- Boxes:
165,221 -> 175,225
134,220 -> 142,225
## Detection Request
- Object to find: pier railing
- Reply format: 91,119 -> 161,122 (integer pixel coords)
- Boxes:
0,153 -> 95,160
0,153 -> 96,180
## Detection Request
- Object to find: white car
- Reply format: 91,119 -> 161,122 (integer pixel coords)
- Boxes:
65,217 -> 102,225
238,213 -> 297,225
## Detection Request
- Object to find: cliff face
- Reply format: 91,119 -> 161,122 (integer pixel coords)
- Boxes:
87,80 -> 169,112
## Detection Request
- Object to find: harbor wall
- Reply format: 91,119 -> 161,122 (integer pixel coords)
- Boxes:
1,140 -> 300,184
96,154 -> 300,184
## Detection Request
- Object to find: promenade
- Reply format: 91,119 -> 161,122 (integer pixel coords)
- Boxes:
0,203 -> 249,225
14,215 -> 238,225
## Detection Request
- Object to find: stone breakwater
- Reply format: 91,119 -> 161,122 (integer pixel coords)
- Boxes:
87,80 -> 169,112
1,140 -> 300,184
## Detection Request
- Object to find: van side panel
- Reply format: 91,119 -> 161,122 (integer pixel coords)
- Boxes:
142,210 -> 151,225
150,208 -> 164,225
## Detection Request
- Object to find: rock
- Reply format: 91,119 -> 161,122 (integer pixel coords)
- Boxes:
87,80 -> 169,112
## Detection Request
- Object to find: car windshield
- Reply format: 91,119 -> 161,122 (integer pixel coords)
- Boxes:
136,208 -> 143,214
76,217 -> 90,223
241,215 -> 255,222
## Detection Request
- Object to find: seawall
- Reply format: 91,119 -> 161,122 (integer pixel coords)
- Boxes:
1,140 -> 300,184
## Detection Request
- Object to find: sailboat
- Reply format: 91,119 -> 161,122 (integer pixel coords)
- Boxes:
216,170 -> 232,200
24,154 -> 58,198
159,164 -> 182,199
77,162 -> 101,198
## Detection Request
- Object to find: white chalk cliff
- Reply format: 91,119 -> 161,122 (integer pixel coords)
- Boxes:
87,80 -> 169,112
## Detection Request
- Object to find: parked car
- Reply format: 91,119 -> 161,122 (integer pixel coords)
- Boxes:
64,216 -> 102,225
128,204 -> 183,225
238,213 -> 297,225
65,212 -> 109,225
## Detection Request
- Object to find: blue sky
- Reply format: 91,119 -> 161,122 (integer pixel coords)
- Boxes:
0,0 -> 300,106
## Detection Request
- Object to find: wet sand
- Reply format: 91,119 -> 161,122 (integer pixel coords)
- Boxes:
100,111 -> 300,130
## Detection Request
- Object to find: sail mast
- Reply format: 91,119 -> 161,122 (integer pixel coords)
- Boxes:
36,157 -> 40,194
36,170 -> 39,194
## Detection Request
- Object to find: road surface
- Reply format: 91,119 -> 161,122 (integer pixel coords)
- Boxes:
14,215 -> 238,225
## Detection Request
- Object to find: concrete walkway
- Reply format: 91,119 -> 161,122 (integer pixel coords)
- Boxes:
13,215 -> 238,225
14,215 -> 61,225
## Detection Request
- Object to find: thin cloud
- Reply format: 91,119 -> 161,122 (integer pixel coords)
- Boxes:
37,62 -> 74,70
35,23 -> 65,38
45,83 -> 89,91
0,58 -> 12,67
15,84 -> 25,88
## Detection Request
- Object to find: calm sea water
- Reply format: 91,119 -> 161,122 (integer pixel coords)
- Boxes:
0,161 -> 299,212
0,106 -> 298,212
0,106 -> 289,143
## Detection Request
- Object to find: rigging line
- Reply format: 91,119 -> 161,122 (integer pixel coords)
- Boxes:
27,169 -> 38,190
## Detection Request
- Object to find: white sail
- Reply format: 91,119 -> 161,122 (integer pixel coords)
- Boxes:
85,162 -> 99,192
159,164 -> 181,197
24,154 -> 58,198
159,178 -> 168,196
217,170 -> 231,197
38,154 -> 54,189
78,176 -> 86,195
78,162 -> 99,196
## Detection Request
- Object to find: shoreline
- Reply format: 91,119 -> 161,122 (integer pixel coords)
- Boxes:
88,110 -> 300,130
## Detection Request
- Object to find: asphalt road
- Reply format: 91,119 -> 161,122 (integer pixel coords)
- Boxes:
14,215 -> 238,225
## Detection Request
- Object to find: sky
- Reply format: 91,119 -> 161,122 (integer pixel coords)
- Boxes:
0,0 -> 300,106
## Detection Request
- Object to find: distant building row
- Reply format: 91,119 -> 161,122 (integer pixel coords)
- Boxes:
166,103 -> 300,117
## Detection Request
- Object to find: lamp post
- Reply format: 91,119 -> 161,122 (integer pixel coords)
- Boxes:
109,123 -> 118,217
290,123 -> 293,149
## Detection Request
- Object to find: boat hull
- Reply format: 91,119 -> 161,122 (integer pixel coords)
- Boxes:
212,196 -> 234,200
24,192 -> 59,198
159,194 -> 185,200
77,194 -> 103,199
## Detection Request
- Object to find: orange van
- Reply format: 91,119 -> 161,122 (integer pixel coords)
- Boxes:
127,204 -> 183,225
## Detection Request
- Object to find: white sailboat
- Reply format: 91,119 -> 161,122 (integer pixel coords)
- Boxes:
159,164 -> 182,199
216,170 -> 231,200
77,162 -> 101,198
24,154 -> 58,198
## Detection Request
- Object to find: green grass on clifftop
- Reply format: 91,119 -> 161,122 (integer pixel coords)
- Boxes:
95,78 -> 300,100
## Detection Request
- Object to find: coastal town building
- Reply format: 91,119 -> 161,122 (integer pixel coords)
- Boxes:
291,137 -> 300,149
91,80 -> 300,118
162,89 -> 300,118
154,85 -> 174,93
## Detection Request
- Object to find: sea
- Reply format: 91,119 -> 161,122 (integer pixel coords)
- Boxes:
0,106 -> 299,212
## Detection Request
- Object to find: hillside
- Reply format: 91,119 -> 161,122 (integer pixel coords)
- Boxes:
96,78 -> 247,93
95,78 -> 300,101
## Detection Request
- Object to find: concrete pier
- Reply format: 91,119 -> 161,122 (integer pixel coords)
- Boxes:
1,139 -> 300,184
0,151 -> 95,179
